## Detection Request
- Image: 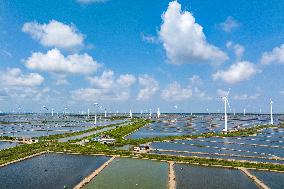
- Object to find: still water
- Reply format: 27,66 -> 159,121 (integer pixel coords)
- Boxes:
84,158 -> 168,189
250,170 -> 284,189
174,164 -> 258,189
0,153 -> 110,189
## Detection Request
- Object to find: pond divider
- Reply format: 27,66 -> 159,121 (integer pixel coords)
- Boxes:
239,168 -> 270,189
74,155 -> 117,189
168,161 -> 176,189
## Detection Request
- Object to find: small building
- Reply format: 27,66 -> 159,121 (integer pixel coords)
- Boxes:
133,145 -> 150,153
92,135 -> 116,144
16,137 -> 38,144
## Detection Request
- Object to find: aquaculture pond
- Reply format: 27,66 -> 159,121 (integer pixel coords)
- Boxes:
249,170 -> 284,189
0,113 -> 126,138
174,164 -> 258,189
0,141 -> 19,150
150,127 -> 284,164
126,114 -> 275,139
83,158 -> 169,189
0,153 -> 110,189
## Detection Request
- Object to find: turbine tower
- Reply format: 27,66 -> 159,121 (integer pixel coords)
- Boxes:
87,108 -> 90,118
221,89 -> 231,132
104,108 -> 107,118
94,102 -> 99,125
157,108 -> 161,119
243,108 -> 246,116
51,108 -> 54,117
129,109 -> 133,119
270,99 -> 273,125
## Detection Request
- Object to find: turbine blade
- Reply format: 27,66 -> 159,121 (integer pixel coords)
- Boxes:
226,99 -> 231,111
226,88 -> 231,97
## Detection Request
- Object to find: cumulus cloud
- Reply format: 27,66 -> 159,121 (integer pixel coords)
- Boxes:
161,82 -> 192,101
22,20 -> 84,50
217,89 -> 229,97
117,74 -> 136,87
226,41 -> 244,59
213,61 -> 260,84
220,16 -> 240,32
0,68 -> 44,87
159,1 -> 228,65
72,70 -> 136,101
260,44 -> 284,64
77,0 -> 108,4
137,75 -> 159,100
25,48 -> 101,74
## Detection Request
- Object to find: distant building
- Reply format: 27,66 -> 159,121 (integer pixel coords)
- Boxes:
16,137 -> 38,144
133,145 -> 150,153
92,134 -> 116,144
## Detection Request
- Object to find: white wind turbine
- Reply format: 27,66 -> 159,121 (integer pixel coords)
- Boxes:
221,89 -> 231,132
270,99 -> 273,125
94,102 -> 99,125
129,109 -> 133,119
157,108 -> 161,119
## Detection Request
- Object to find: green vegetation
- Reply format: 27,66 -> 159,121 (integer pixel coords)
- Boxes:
38,121 -> 129,141
0,142 -> 46,165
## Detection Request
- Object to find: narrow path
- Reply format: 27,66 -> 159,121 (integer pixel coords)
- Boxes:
74,156 -> 117,189
58,121 -> 129,142
239,168 -> 270,189
168,161 -> 176,189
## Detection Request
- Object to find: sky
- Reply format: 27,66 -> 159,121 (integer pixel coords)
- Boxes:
0,0 -> 284,113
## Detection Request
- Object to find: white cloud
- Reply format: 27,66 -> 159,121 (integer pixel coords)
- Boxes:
0,68 -> 44,87
22,20 -> 84,50
193,87 -> 212,100
217,89 -> 229,97
77,0 -> 108,4
220,16 -> 240,32
137,75 -> 159,100
52,74 -> 69,86
233,93 -> 260,100
117,74 -> 136,87
213,61 -> 260,84
73,70 -> 136,101
88,70 -> 114,89
260,44 -> 284,64
25,48 -> 101,74
159,1 -> 228,65
226,41 -> 244,59
189,75 -> 203,86
141,33 -> 159,44
161,82 -> 192,101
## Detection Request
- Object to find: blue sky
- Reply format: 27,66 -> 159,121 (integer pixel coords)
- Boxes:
0,0 -> 284,113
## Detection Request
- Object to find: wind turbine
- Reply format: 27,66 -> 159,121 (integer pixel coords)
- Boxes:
270,99 -> 273,125
221,89 -> 231,132
243,108 -> 246,116
157,108 -> 161,119
129,109 -> 133,119
104,108 -> 107,118
87,108 -> 90,118
94,102 -> 99,125
51,108 -> 54,117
